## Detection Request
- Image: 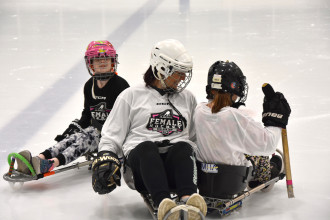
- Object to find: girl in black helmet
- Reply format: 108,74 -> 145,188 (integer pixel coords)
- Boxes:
194,60 -> 291,198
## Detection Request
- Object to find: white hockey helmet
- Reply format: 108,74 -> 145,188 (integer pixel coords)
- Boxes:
150,39 -> 193,93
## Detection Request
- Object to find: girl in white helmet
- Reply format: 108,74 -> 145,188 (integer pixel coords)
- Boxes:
16,40 -> 129,175
92,39 -> 207,220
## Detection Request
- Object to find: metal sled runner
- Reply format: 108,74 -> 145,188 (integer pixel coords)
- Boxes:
3,152 -> 96,184
203,173 -> 285,216
139,172 -> 284,219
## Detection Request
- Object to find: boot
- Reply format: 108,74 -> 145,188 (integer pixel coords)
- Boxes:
32,157 -> 55,175
186,193 -> 207,220
17,150 -> 32,175
157,198 -> 180,220
270,155 -> 283,178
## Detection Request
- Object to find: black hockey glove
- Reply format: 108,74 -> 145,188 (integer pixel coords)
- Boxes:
262,92 -> 291,129
54,119 -> 83,142
92,151 -> 121,194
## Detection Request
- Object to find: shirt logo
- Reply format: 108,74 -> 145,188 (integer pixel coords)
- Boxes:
90,102 -> 111,122
146,109 -> 186,136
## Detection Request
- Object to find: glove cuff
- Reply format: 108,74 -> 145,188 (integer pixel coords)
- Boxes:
70,120 -> 84,133
95,151 -> 121,167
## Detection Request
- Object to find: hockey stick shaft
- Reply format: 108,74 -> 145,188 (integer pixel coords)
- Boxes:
282,128 -> 294,198
224,176 -> 281,207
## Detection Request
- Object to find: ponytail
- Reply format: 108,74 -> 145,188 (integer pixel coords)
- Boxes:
211,91 -> 232,113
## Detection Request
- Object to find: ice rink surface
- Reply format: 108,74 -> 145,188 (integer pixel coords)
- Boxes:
1,0 -> 330,219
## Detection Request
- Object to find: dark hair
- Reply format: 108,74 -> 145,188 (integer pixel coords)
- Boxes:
143,66 -> 157,87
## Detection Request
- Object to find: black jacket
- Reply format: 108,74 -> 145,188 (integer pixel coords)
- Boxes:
78,74 -> 129,130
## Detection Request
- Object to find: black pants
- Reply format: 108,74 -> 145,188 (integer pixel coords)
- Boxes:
127,141 -> 197,206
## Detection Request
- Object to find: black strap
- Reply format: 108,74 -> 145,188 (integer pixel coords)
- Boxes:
154,139 -> 172,148
167,97 -> 187,128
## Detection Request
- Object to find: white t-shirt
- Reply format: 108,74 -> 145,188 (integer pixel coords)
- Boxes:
194,102 -> 281,166
99,84 -> 197,157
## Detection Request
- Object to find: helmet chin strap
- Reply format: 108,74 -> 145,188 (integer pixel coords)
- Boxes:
231,94 -> 245,109
157,71 -> 167,89
232,101 -> 245,109
160,79 -> 167,89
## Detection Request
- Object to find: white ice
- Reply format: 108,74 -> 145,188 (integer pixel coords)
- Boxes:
0,0 -> 330,219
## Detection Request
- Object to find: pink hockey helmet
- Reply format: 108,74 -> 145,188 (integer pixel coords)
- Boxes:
84,40 -> 118,80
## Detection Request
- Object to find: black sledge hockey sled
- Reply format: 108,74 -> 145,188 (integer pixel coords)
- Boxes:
3,151 -> 97,185
198,149 -> 286,216
122,149 -> 285,219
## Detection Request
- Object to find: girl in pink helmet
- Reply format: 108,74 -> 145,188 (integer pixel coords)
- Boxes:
16,40 -> 129,175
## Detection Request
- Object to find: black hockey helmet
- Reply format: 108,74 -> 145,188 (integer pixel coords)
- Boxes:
206,60 -> 248,104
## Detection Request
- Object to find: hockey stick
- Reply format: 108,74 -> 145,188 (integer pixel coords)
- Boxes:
262,83 -> 294,198
223,174 -> 284,208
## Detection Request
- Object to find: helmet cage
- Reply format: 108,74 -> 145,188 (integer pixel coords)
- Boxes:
85,54 -> 118,81
161,69 -> 192,94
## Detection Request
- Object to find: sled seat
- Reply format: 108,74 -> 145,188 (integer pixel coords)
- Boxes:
197,161 -> 253,199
